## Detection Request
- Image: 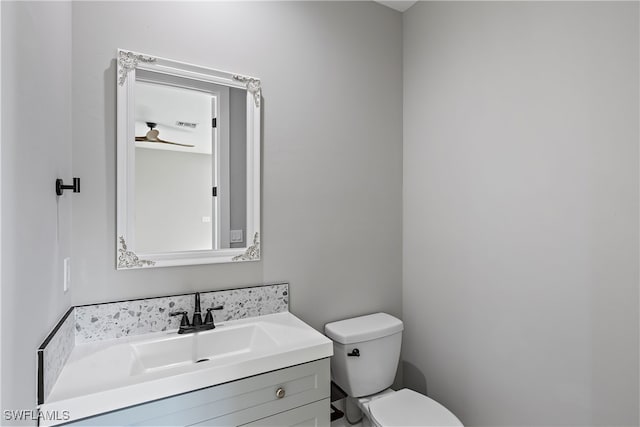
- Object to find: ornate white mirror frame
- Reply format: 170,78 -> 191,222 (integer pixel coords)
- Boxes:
116,49 -> 261,269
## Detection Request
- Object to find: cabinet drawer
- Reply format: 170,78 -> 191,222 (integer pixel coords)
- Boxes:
239,399 -> 330,427
64,359 -> 329,426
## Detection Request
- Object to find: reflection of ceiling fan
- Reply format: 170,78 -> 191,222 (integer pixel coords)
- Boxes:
135,122 -> 194,147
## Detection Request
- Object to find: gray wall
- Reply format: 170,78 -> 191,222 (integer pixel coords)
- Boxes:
71,1 -> 403,332
403,2 -> 639,426
229,87 -> 247,248
1,1 -> 73,420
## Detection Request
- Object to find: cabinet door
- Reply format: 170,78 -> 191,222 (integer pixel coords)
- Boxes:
239,399 -> 330,427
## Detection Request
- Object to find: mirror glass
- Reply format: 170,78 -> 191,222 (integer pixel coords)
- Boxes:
117,50 -> 260,268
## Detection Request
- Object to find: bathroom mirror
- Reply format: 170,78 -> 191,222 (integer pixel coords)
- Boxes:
116,49 -> 261,269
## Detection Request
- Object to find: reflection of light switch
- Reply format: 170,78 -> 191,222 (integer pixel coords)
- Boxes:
230,230 -> 244,243
202,216 -> 211,223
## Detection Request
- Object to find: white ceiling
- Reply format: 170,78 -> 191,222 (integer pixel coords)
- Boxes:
374,0 -> 418,12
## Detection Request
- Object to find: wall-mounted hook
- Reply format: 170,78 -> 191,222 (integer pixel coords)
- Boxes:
56,178 -> 80,196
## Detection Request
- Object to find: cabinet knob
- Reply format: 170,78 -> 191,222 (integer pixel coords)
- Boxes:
275,387 -> 286,399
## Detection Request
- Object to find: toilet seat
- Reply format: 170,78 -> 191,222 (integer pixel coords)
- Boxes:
368,389 -> 463,426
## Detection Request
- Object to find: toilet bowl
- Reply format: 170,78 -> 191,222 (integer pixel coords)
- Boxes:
325,313 -> 463,427
361,388 -> 462,426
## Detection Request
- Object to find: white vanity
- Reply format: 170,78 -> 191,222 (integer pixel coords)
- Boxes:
39,311 -> 332,426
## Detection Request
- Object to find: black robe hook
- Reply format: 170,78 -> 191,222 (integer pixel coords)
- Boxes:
56,178 -> 80,196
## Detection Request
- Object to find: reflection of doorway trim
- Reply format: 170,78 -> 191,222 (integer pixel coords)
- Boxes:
134,71 -> 232,251
213,87 -> 230,250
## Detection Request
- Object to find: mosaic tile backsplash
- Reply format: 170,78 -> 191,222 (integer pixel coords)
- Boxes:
39,309 -> 75,403
74,294 -> 194,344
39,283 -> 289,403
75,283 -> 288,343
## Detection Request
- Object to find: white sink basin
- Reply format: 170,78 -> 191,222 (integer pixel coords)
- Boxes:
40,312 -> 333,426
131,323 -> 278,374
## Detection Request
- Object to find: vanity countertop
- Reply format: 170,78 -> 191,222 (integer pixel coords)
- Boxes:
38,312 -> 332,426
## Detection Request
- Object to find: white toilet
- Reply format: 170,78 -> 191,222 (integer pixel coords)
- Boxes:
325,313 -> 463,427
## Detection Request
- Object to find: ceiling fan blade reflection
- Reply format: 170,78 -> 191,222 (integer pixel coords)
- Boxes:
134,136 -> 194,147
155,138 -> 195,148
134,123 -> 195,147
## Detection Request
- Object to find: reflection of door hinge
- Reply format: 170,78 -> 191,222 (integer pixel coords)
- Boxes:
212,187 -> 217,197
212,118 -> 217,128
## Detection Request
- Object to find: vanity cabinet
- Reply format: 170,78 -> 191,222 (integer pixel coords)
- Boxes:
62,359 -> 329,427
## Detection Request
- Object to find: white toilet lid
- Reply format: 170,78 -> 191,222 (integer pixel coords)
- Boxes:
369,389 -> 463,427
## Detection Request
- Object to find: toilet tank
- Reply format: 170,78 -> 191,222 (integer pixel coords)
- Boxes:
324,313 -> 403,398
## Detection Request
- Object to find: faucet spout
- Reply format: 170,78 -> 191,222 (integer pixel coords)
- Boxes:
192,292 -> 203,326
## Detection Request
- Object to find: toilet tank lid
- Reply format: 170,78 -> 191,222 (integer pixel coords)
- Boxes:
324,313 -> 403,344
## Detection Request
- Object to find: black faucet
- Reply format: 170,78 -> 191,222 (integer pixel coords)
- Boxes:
169,292 -> 224,334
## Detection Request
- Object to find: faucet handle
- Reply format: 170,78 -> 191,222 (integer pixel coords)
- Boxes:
204,306 -> 224,325
170,311 -> 191,328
